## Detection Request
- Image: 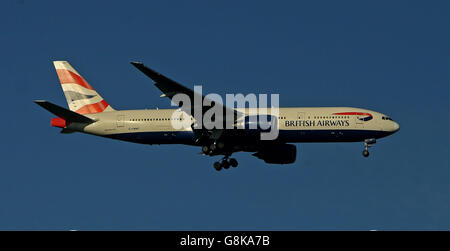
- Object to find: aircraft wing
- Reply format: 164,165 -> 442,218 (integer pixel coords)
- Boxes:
130,62 -> 242,124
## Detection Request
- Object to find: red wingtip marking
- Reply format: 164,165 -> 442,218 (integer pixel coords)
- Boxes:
75,100 -> 110,114
55,69 -> 94,90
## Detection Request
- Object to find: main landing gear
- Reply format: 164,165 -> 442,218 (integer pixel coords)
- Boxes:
362,138 -> 376,157
214,157 -> 238,171
202,142 -> 225,155
201,142 -> 238,171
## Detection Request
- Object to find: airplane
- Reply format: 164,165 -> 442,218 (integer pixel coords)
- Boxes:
35,61 -> 400,171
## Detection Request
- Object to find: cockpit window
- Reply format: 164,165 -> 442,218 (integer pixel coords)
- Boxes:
382,116 -> 393,121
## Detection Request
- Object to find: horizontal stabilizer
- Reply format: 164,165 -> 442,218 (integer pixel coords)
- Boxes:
34,100 -> 94,123
60,128 -> 76,134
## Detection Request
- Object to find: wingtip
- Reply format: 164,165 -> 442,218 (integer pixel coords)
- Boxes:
33,100 -> 46,104
130,61 -> 143,66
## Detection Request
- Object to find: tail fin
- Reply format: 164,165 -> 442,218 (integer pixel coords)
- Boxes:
53,61 -> 115,114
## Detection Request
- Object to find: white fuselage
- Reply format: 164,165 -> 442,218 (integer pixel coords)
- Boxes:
73,107 -> 399,146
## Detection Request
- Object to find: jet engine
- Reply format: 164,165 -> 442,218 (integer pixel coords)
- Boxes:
253,144 -> 297,164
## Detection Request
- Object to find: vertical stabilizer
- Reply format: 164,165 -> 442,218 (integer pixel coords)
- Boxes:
53,61 -> 115,114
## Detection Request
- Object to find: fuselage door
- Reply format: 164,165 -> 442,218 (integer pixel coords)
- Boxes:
355,115 -> 364,128
117,115 -> 125,128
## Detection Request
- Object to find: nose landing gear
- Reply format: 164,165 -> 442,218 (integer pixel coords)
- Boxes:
362,138 -> 376,158
213,156 -> 238,171
363,149 -> 370,157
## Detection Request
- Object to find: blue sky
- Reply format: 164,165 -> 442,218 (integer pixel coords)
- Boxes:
1,0 -> 449,230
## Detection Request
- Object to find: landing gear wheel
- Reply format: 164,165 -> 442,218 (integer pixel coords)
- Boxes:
202,146 -> 209,154
362,139 -> 375,158
362,150 -> 369,157
229,158 -> 238,167
214,162 -> 222,171
222,160 -> 230,169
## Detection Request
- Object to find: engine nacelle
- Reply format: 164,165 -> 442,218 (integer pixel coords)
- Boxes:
253,144 -> 297,164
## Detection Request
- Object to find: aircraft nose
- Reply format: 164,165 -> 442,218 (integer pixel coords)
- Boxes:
392,121 -> 400,132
